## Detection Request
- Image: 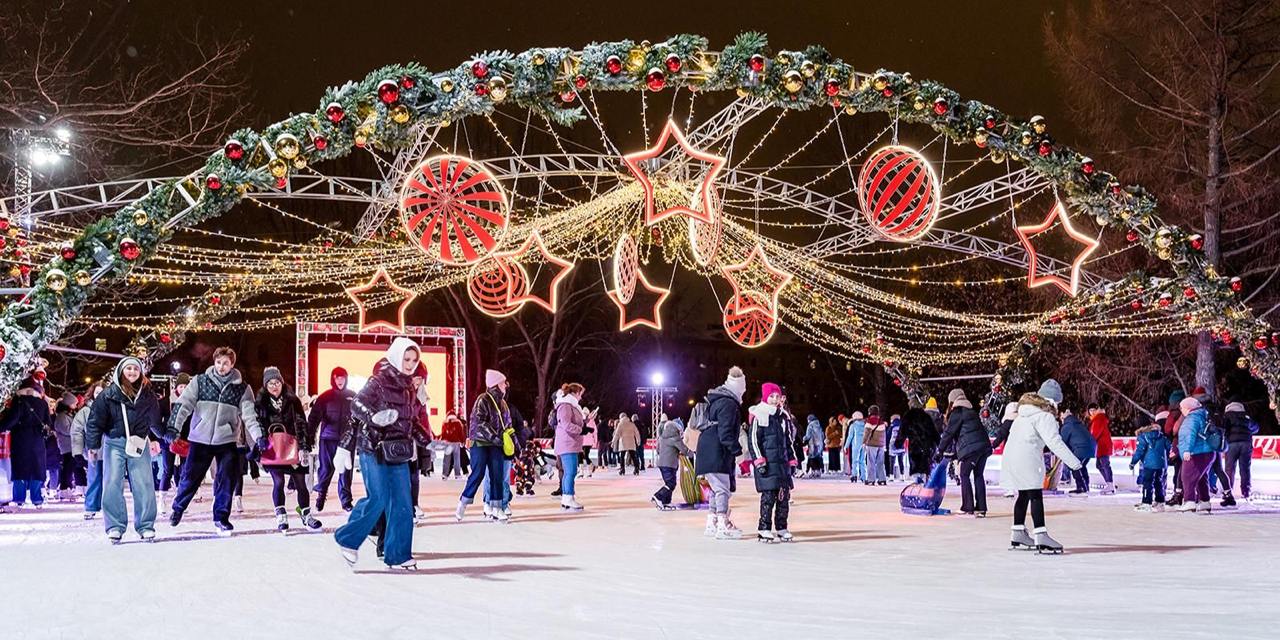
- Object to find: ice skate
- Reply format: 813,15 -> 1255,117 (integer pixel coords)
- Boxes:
1009,525 -> 1034,550
714,515 -> 743,540
1167,492 -> 1183,507
388,559 -> 418,571
756,530 -> 777,543
1196,501 -> 1212,514
651,497 -> 675,511
703,514 -> 717,537
1033,528 -> 1063,554
1134,503 -> 1153,512
494,507 -> 511,523
315,494 -> 326,511
561,496 -> 584,512
1153,502 -> 1166,512
1178,501 -> 1197,513
157,490 -> 169,515
140,530 -> 156,543
776,530 -> 794,542
339,546 -> 359,568
1221,492 -> 1236,508
169,509 -> 183,527
232,496 -> 244,513
275,506 -> 289,532
214,519 -> 234,537
482,503 -> 494,519
298,507 -> 323,531
1101,483 -> 1116,495
413,506 -> 426,522
454,500 -> 467,522
83,511 -> 98,521
107,530 -> 123,545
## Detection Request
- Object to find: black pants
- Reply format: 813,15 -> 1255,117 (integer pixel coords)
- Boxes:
408,458 -> 420,509
618,450 -> 639,474
827,448 -> 841,472
58,453 -> 76,490
1071,464 -> 1090,492
71,454 -> 88,487
958,453 -> 989,513
314,439 -> 354,508
653,466 -> 678,505
758,488 -> 791,531
1013,489 -> 1045,529
269,468 -> 310,509
171,441 -> 238,521
597,444 -> 611,467
1168,454 -> 1182,495
230,449 -> 254,498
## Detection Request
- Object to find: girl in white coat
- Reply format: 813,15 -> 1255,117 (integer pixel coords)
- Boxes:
1000,379 -> 1082,554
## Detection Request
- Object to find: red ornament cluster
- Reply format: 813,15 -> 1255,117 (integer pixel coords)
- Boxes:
471,60 -> 489,78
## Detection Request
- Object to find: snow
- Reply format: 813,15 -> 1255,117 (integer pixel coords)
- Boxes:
2,460 -> 1279,640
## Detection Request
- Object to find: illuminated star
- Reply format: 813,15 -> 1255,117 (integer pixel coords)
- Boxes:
720,243 -> 794,315
1014,199 -> 1100,297
497,230 -> 575,313
621,119 -> 726,227
606,266 -> 671,331
345,267 -> 417,332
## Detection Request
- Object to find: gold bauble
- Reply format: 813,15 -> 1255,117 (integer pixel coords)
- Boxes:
74,270 -> 91,287
1032,119 -> 1047,135
627,48 -> 646,71
1157,247 -> 1172,260
777,53 -> 792,65
800,60 -> 816,78
354,129 -> 369,147
45,268 -> 67,292
8,265 -> 21,278
989,151 -> 1006,164
531,50 -> 546,66
439,78 -> 455,93
1155,230 -> 1173,248
132,209 -> 150,227
390,103 -> 411,124
735,87 -> 750,98
974,131 -> 989,146
1020,131 -> 1033,145
292,156 -> 307,169
1118,208 -> 1132,221
783,70 -> 804,94
7,227 -> 18,238
913,98 -> 925,111
1237,357 -> 1249,369
872,74 -> 888,91
274,133 -> 301,160
488,77 -> 508,102
268,158 -> 289,179
843,104 -> 858,116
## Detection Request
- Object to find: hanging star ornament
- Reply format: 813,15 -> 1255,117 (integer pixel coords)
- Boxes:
345,267 -> 417,332
606,265 -> 671,331
720,243 -> 794,314
1014,199 -> 1100,297
497,230 -> 575,313
621,119 -> 726,227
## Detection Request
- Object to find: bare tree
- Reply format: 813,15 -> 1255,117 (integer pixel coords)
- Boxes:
1046,0 -> 1280,398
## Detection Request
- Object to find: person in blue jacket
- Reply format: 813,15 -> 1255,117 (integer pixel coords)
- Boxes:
1058,408 -> 1096,494
1129,416 -> 1171,511
1177,396 -> 1216,513
308,367 -> 354,512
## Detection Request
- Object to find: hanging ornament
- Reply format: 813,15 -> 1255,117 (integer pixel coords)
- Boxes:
0,344 -> 6,361
605,55 -> 623,75
984,116 -> 997,130
312,135 -> 328,151
1037,139 -> 1053,157
1080,156 -> 1095,174
399,154 -> 510,266
325,102 -> 345,123
59,243 -> 76,261
559,90 -> 577,103
7,266 -> 20,278
473,82 -> 489,97
1237,357 -> 1249,369
1188,234 -> 1204,250
627,47 -> 647,72
205,174 -> 223,191
799,60 -> 816,78
1129,299 -> 1143,310
471,59 -> 489,78
747,54 -> 766,73
1158,293 -> 1172,307
1030,115 -> 1047,135
275,133 -> 301,159
824,79 -> 841,97
159,332 -> 173,345
45,268 -> 68,292
1254,337 -> 1269,350
208,294 -> 222,306
532,50 -> 547,66
74,270 -> 91,287
1020,131 -> 1034,146
722,292 -> 778,349
872,74 -> 888,91
488,77 -> 508,102
782,70 -> 804,94
1230,276 -> 1243,292
611,234 -> 640,304
1155,229 -> 1173,248
388,104 -> 410,123
573,74 -> 588,90
0,216 -> 8,231
857,145 -> 941,242
399,75 -> 416,89
119,237 -> 141,261
974,131 -> 989,148
377,79 -> 400,104
664,53 -> 682,73
932,97 -> 948,115
439,78 -> 455,93
645,68 -> 666,92
269,158 -> 289,179
1183,286 -> 1197,299
224,139 -> 245,161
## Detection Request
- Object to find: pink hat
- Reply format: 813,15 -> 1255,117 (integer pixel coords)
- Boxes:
1179,396 -> 1201,415
761,382 -> 782,400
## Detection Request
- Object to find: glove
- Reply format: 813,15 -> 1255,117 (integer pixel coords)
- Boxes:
333,447 -> 353,473
753,457 -> 767,467
372,409 -> 399,426
788,459 -> 798,467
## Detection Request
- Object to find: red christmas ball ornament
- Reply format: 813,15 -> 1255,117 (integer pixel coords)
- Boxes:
275,177 -> 287,189
1081,157 -> 1095,174
159,333 -> 173,345
573,74 -> 588,90
399,75 -> 416,89
981,409 -> 990,419
19,265 -> 31,276
893,378 -> 903,387
0,344 -> 5,360
931,97 -> 948,115
1220,330 -> 1233,345
605,55 -> 623,75
15,237 -> 26,248
747,54 -> 766,73
377,80 -> 399,104
33,369 -> 46,381
1038,140 -> 1053,156
881,87 -> 894,97
1130,299 -> 1143,310
984,116 -> 997,130
1188,234 -> 1203,250
0,217 -> 8,231
59,243 -> 76,261
1271,332 -> 1280,346
861,345 -> 871,354
1255,337 -> 1269,350
883,359 -> 894,368
208,294 -> 222,305
471,60 -> 489,78
824,80 -> 841,97
473,82 -> 489,97
312,135 -> 328,151
857,145 -> 940,241
1049,314 -> 1062,324
1158,294 -> 1172,308
664,53 -> 682,73
559,90 -> 576,103
1126,229 -> 1140,243
1229,276 -> 1243,292
1183,286 -> 1197,299
224,139 -> 245,161
0,237 -> 6,249
119,237 -> 141,261
205,173 -> 222,191
645,68 -> 666,92
325,102 -> 346,124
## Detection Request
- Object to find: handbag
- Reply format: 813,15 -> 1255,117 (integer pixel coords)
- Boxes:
169,438 -> 191,457
486,394 -> 515,456
259,423 -> 301,466
378,438 -> 414,464
120,402 -> 147,458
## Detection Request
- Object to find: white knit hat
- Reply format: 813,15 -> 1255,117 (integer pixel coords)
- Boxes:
485,369 -> 507,388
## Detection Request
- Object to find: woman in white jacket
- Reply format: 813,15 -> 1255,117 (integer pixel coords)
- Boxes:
1000,379 -> 1082,554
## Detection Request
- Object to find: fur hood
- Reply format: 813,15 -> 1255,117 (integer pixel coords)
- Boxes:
1135,423 -> 1162,436
1018,392 -> 1057,415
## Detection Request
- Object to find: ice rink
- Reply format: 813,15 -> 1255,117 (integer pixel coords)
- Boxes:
3,464 -> 1278,640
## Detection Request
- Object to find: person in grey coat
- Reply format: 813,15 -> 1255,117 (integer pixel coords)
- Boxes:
651,415 -> 693,510
804,415 -> 825,477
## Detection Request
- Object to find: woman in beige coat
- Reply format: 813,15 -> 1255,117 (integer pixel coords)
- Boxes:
612,413 -> 641,475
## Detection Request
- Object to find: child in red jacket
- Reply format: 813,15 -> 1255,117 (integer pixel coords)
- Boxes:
1087,404 -> 1114,494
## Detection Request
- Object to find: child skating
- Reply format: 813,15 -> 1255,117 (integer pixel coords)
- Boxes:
746,382 -> 797,543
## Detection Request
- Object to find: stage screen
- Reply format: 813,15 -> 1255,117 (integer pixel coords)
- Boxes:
314,342 -> 449,434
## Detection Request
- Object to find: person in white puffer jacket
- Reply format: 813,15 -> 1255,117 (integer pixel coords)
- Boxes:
1000,379 -> 1082,554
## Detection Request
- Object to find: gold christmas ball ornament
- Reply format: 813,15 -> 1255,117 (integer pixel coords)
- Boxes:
800,60 -> 817,78
488,77 -> 509,102
274,133 -> 301,160
1156,247 -> 1172,260
9,265 -> 22,278
627,47 -> 647,71
843,104 -> 858,116
45,268 -> 68,292
1030,115 -> 1047,135
872,74 -> 888,91
783,70 -> 804,94
1020,131 -> 1034,145
268,158 -> 289,179
1155,229 -> 1173,248
131,208 -> 150,227
913,98 -> 925,111
735,87 -> 750,98
989,151 -> 1006,164
74,270 -> 92,287
390,103 -> 411,124
354,128 -> 370,147
777,53 -> 792,66
1237,357 -> 1249,369
531,50 -> 546,66
292,156 -> 307,170
901,72 -> 914,84
439,78 -> 455,93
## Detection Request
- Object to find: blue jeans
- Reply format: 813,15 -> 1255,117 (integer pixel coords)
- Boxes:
335,452 -> 412,566
102,436 -> 157,534
84,457 -> 103,513
483,459 -> 513,510
560,453 -> 579,496
11,479 -> 44,506
460,445 -> 504,508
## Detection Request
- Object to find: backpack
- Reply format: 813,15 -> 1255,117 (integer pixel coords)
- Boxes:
687,401 -> 710,432
1202,419 -> 1228,453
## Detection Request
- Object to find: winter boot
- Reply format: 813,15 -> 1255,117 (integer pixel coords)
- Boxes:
561,496 -> 584,512
1221,492 -> 1236,508
232,496 -> 244,513
275,506 -> 289,532
1167,491 -> 1183,507
551,488 -> 563,497
454,500 -> 467,522
1009,525 -> 1034,550
776,530 -> 795,542
756,530 -> 777,543
703,514 -> 717,537
1196,501 -> 1212,514
168,508 -> 183,527
298,507 -> 322,531
1033,527 -> 1063,554
107,529 -> 124,545
715,514 -> 743,540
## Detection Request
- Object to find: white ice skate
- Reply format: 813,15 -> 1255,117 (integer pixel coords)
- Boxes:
776,530 -> 794,543
1178,502 -> 1197,513
454,500 -> 467,522
482,504 -> 494,519
756,530 -> 777,543
1195,501 -> 1212,515
339,546 -> 359,568
715,515 -> 743,540
107,530 -> 123,545
1134,504 -> 1152,512
140,530 -> 156,543
83,511 -> 98,521
413,506 -> 426,522
1032,527 -> 1064,554
1152,503 -> 1166,512
703,514 -> 717,537
561,496 -> 584,512
232,496 -> 244,513
1101,483 -> 1116,495
494,508 -> 511,523
1009,525 -> 1034,550
388,559 -> 418,571
650,497 -> 675,511
158,491 -> 170,515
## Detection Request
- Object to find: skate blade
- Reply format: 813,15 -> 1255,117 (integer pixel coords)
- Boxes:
1036,546 -> 1063,554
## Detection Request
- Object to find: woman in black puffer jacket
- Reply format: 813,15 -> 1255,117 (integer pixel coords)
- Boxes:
332,338 -> 431,571
256,366 -> 320,532
938,388 -> 993,516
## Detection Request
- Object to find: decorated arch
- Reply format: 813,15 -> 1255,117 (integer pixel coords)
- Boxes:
2,32 -> 1278,419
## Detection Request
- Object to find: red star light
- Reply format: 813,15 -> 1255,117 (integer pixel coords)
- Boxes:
1014,199 -> 1100,297
606,265 -> 671,331
497,230 -> 575,313
345,267 -> 417,332
720,243 -> 794,315
621,119 -> 726,227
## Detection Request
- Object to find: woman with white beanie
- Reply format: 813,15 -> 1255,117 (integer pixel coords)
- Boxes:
455,368 -> 514,523
1000,379 -> 1083,553
695,366 -> 748,539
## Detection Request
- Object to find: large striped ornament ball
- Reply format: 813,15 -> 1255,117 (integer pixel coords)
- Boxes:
857,145 -> 940,242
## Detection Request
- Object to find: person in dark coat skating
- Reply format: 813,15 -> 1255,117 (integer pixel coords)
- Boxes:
746,382 -> 797,542
1,377 -> 51,510
695,366 -> 747,540
257,366 -> 321,532
895,402 -> 940,483
938,388 -> 994,516
308,367 -> 355,512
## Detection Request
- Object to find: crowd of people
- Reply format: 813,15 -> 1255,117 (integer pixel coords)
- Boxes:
0,342 -> 1266,564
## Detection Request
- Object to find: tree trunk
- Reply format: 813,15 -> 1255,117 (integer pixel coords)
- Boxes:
1196,97 -> 1225,397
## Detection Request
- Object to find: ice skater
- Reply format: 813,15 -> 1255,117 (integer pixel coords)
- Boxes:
652,413 -> 693,510
1000,379 -> 1083,554
1130,414 -> 1171,512
255,366 -> 321,533
85,357 -> 161,543
695,366 -> 747,540
747,382 -> 797,543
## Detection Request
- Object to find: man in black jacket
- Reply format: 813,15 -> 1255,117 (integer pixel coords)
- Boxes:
309,367 -> 354,512
695,366 -> 747,540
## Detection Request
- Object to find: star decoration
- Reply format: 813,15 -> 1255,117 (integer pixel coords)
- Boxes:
606,265 -> 671,331
497,230 -> 575,313
621,119 -> 726,227
345,267 -> 417,332
1014,199 -> 1100,297
720,243 -> 794,315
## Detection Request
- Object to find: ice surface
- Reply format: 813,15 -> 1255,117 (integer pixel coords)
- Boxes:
2,461 -> 1278,640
